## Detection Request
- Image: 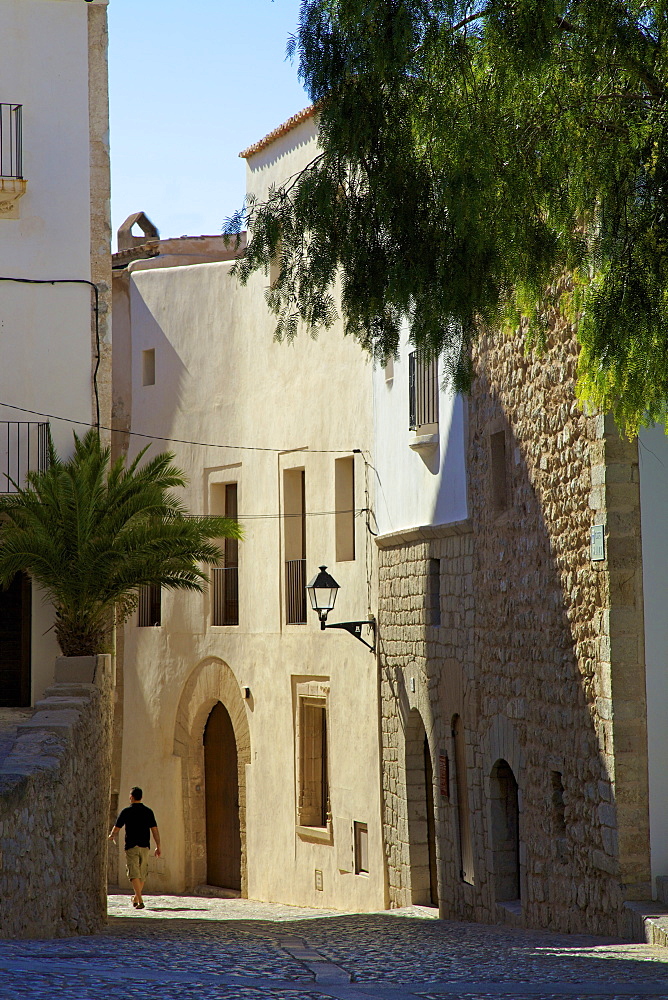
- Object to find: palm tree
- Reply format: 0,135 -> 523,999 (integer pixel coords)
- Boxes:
0,429 -> 242,656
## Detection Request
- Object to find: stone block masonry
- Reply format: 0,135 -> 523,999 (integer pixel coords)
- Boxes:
0,655 -> 113,938
377,301 -> 651,939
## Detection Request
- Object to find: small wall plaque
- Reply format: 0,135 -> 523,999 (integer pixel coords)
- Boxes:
591,524 -> 606,561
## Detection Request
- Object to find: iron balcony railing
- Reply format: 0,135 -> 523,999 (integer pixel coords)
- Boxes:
285,558 -> 307,624
0,422 -> 49,493
211,566 -> 239,626
408,349 -> 439,431
0,104 -> 22,179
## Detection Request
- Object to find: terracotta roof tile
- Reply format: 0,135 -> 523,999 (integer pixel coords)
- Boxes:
239,105 -> 316,159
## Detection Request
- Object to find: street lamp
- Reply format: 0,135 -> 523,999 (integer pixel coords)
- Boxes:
306,565 -> 376,653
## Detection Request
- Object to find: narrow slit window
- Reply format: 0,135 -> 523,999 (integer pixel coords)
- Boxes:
335,456 -> 355,562
211,482 -> 239,626
142,349 -> 156,386
138,583 -> 161,626
551,771 -> 566,835
354,821 -> 369,874
298,698 -> 328,828
284,469 -> 306,623
428,558 -> 441,626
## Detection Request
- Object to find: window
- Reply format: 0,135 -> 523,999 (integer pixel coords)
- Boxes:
298,697 -> 329,828
427,558 -> 441,626
211,483 -> 239,626
490,430 -> 508,511
409,349 -> 439,431
138,583 -> 161,626
284,469 -> 306,624
354,822 -> 369,874
0,103 -> 22,179
551,771 -> 566,834
142,349 -> 155,386
335,456 -> 355,562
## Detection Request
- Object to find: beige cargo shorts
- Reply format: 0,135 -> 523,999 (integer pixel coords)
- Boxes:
125,845 -> 150,882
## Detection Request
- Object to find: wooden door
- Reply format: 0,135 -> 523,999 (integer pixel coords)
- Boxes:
0,573 -> 31,707
204,701 -> 241,889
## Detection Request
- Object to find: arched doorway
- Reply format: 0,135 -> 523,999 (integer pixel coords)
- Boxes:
490,758 -> 520,903
204,701 -> 241,890
405,709 -> 439,906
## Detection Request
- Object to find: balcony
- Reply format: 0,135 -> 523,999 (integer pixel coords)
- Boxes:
211,566 -> 239,626
0,103 -> 26,217
0,422 -> 49,493
285,558 -> 307,624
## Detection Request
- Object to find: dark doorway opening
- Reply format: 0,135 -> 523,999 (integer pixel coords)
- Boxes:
424,734 -> 439,906
490,758 -> 520,903
204,701 -> 241,890
0,572 -> 31,707
406,709 -> 439,906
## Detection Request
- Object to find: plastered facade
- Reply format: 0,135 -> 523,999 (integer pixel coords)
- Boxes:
110,120 -> 385,911
0,0 -> 111,705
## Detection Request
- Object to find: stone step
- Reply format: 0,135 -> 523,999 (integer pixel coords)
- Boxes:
34,696 -> 89,712
17,708 -> 81,737
43,684 -> 94,699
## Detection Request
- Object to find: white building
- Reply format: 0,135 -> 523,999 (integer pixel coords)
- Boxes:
0,0 -> 111,707
111,110 -> 386,910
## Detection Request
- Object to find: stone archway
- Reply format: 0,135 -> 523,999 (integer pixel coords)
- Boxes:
490,758 -> 520,903
173,657 -> 250,895
405,708 -> 439,906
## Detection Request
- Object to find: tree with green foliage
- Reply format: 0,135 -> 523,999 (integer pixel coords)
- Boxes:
0,430 -> 242,656
227,0 -> 668,435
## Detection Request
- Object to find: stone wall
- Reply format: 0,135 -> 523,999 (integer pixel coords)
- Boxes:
377,308 -> 650,938
0,655 -> 113,938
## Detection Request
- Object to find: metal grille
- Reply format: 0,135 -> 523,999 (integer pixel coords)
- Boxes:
408,350 -> 439,430
211,566 -> 239,626
138,583 -> 161,627
285,558 -> 307,624
0,422 -> 49,493
0,104 -> 22,179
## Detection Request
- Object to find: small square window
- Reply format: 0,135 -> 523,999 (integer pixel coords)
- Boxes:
142,349 -> 155,386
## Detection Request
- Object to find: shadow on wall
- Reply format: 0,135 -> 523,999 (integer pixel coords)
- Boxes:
457,331 -> 647,935
128,279 -> 189,458
430,392 -> 468,526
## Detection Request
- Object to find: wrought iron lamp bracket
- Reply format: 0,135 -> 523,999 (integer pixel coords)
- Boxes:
320,616 -> 376,653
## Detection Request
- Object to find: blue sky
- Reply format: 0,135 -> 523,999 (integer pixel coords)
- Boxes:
108,0 -> 307,247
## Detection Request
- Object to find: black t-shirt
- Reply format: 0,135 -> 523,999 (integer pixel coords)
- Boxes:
115,803 -> 157,850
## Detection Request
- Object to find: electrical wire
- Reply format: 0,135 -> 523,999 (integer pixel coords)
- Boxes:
0,276 -> 101,428
0,400 -> 358,456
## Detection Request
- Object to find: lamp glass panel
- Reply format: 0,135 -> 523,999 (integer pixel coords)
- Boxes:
309,585 -> 337,612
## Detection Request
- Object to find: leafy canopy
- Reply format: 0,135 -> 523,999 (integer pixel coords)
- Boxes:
0,430 -> 242,656
227,1 -> 668,435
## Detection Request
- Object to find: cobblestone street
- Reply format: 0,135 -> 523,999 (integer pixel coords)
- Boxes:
1,895 -> 668,999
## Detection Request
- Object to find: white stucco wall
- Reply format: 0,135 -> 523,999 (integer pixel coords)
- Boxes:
0,0 -> 107,702
639,424 -> 668,888
113,123 -> 384,911
372,339 -> 468,535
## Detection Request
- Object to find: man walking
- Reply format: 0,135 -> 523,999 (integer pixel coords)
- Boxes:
109,786 -> 161,909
